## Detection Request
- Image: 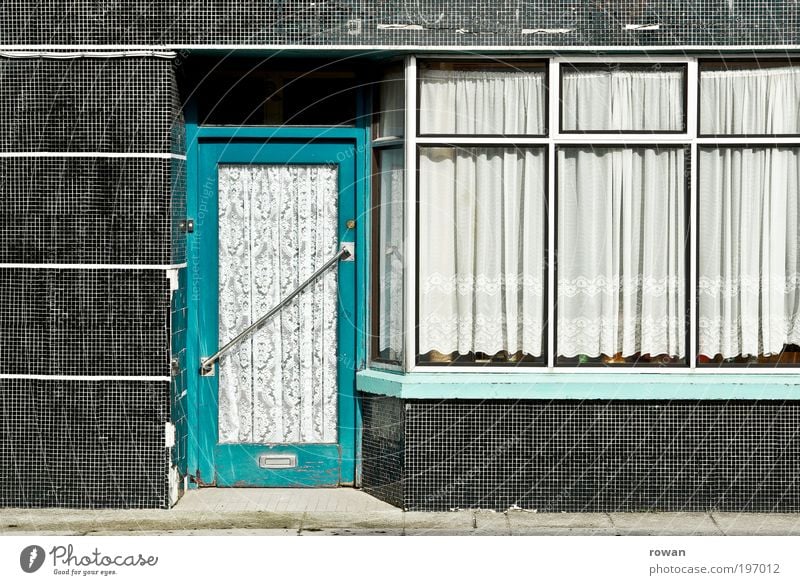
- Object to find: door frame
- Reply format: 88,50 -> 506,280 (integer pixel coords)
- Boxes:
184,122 -> 370,488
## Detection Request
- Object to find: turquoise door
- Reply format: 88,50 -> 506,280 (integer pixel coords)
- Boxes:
196,139 -> 358,487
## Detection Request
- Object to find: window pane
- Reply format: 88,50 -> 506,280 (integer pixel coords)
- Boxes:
418,147 -> 546,364
557,147 -> 687,366
372,148 -> 405,364
698,147 -> 800,365
376,69 -> 404,138
418,65 -> 546,135
561,65 -> 685,132
700,64 -> 800,135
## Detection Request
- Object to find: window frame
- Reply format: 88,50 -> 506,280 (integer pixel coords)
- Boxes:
698,59 -> 800,139
416,59 -> 550,139
553,142 -> 692,368
414,141 -> 550,368
369,54 -> 800,374
558,62 -> 689,135
694,141 -> 800,369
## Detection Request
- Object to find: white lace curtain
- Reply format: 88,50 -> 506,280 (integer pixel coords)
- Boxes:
698,147 -> 800,358
561,67 -> 684,131
557,147 -> 686,359
419,68 -> 546,135
377,149 -> 405,361
418,147 -> 546,357
217,164 -> 339,444
700,65 -> 800,135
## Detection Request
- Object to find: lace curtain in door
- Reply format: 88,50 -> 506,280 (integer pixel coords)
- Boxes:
217,164 -> 339,444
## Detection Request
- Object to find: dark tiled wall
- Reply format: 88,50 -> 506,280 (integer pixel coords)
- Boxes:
0,157 -> 179,265
0,59 -> 180,153
0,379 -> 170,508
0,1 -> 796,46
360,393 -> 405,508
0,56 -> 185,508
0,269 -> 171,377
362,399 -> 800,512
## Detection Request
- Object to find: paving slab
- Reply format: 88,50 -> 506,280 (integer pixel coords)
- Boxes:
86,529 -> 299,536
609,513 -> 721,535
474,511 -> 511,535
0,511 -> 304,534
299,528 -> 405,536
300,511 -> 405,531
175,488 -> 396,513
711,513 -> 800,536
403,511 -> 475,531
509,512 -> 615,535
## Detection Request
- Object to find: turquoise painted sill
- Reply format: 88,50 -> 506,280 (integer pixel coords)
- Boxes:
356,369 -> 800,400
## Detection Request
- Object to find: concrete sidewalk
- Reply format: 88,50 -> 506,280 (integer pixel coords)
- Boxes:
2,489 -> 800,536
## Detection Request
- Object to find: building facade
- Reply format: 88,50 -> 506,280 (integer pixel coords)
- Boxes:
2,1 -> 800,511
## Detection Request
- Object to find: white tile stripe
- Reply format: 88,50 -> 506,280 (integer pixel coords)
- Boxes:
0,374 -> 172,381
0,152 -> 186,159
0,263 -> 187,270
0,50 -> 175,59
0,44 -> 796,52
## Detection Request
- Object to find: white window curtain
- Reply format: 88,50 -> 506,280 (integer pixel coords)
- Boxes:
700,65 -> 800,135
557,147 -> 686,359
561,67 -> 684,132
698,147 -> 800,358
377,70 -> 405,138
376,149 -> 405,361
419,68 -> 546,135
418,147 -> 546,357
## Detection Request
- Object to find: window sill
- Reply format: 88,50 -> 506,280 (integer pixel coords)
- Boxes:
356,369 -> 800,400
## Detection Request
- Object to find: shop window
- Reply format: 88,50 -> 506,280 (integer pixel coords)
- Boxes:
700,62 -> 800,136
556,146 -> 687,366
418,62 -> 547,136
369,57 -> 800,370
371,148 -> 405,365
418,146 -> 546,365
560,64 -> 686,133
375,66 -> 405,139
697,61 -> 800,366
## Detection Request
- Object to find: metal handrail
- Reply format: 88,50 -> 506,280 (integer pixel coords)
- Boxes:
200,246 -> 351,374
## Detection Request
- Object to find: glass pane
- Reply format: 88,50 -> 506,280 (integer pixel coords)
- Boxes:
557,147 -> 687,366
561,64 -> 685,132
218,164 -> 339,443
418,64 -> 546,135
376,69 -> 405,138
698,147 -> 800,366
372,149 -> 405,364
418,146 -> 546,365
700,63 -> 800,135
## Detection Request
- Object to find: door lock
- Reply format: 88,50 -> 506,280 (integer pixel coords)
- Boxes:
340,241 -> 355,261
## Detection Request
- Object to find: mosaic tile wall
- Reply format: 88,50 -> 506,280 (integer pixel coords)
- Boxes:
360,393 -> 405,508
361,399 -> 800,512
0,1 -> 795,47
0,56 -> 185,508
0,379 -> 170,508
